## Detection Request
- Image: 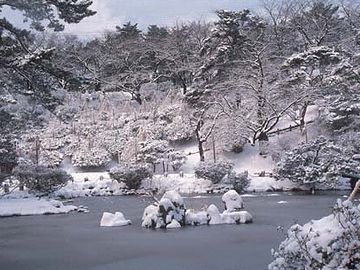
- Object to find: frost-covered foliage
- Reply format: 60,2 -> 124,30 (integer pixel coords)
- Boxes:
142,190 -> 186,229
321,94 -> 360,133
269,199 -> 360,270
276,136 -> 358,188
0,136 -> 18,174
283,46 -> 341,69
109,163 -> 153,190
39,150 -> 64,167
225,171 -> 251,193
13,164 -> 72,193
195,161 -> 233,184
72,147 -> 111,168
136,139 -> 186,171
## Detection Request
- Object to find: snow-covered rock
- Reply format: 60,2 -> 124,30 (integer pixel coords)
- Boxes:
207,204 -> 223,225
222,190 -> 243,211
0,198 -> 78,217
221,211 -> 253,224
142,205 -> 159,228
142,189 -> 253,229
185,210 -> 208,226
141,190 -> 186,229
100,212 -> 131,227
166,219 -> 181,229
207,204 -> 252,225
161,190 -> 184,207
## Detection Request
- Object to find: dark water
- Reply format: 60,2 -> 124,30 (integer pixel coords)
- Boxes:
0,192 -> 349,270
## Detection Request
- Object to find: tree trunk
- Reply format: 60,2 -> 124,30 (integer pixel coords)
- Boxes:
212,134 -> 216,163
198,140 -> 205,162
195,118 -> 205,162
299,101 -> 309,142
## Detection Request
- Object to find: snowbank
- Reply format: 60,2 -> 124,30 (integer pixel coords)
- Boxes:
247,176 -> 305,192
100,212 -> 131,227
0,198 -> 80,217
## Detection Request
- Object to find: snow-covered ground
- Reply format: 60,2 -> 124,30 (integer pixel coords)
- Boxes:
247,176 -> 305,192
55,172 -> 127,198
141,173 -> 212,194
0,197 -> 81,217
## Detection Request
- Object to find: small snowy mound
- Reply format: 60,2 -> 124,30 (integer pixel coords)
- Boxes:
0,198 -> 78,217
185,210 -> 208,226
207,204 -> 223,225
100,212 -> 131,227
142,190 -> 186,229
221,211 -> 253,224
222,190 -> 243,211
269,200 -> 360,270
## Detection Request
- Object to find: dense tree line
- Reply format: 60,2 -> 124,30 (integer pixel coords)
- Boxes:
1,0 -> 359,187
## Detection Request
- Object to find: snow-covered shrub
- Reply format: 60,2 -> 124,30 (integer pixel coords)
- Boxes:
226,171 -> 250,193
269,199 -> 360,270
109,163 -> 153,190
321,94 -> 360,133
276,136 -> 357,189
13,164 -> 72,193
137,140 -> 170,169
40,150 -> 64,167
0,136 -> 17,173
142,190 -> 186,229
72,147 -> 111,168
167,151 -> 187,171
195,161 -> 233,184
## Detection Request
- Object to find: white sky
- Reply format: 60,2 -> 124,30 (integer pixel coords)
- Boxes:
63,0 -> 261,37
1,0 -> 261,38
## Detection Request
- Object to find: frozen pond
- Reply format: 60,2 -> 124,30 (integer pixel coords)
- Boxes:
0,192 -> 348,270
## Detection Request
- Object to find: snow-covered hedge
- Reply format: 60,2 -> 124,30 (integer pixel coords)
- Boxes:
109,163 -> 153,190
13,164 -> 72,193
195,161 -> 233,184
225,171 -> 250,193
72,147 -> 111,168
269,199 -> 360,270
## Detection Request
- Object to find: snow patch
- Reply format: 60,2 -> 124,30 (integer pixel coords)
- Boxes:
0,198 -> 79,217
